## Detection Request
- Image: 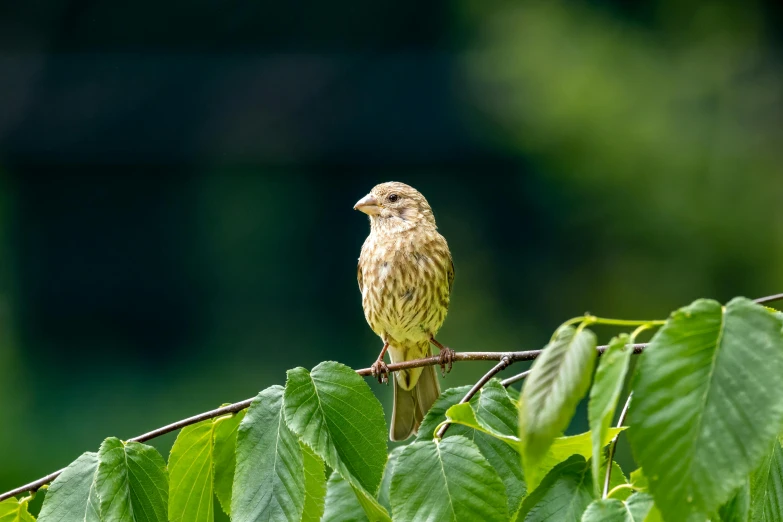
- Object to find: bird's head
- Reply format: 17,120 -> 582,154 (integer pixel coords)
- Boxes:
354,182 -> 436,232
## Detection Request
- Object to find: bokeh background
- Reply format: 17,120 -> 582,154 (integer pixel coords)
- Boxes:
1,0 -> 782,512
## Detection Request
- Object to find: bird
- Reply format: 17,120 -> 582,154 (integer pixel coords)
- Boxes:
354,181 -> 455,441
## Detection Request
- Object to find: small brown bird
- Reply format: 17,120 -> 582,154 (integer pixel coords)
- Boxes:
354,182 -> 455,441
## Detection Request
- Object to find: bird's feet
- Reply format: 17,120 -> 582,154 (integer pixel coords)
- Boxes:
430,337 -> 456,377
430,337 -> 455,377
437,347 -> 455,377
371,358 -> 390,385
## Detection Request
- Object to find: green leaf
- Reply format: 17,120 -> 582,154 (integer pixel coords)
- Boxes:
628,298 -> 783,521
588,334 -> 632,496
168,420 -> 214,522
284,362 -> 390,522
377,447 -> 404,513
301,442 -> 327,522
581,493 -> 655,522
527,428 -> 624,492
719,481 -> 749,522
440,380 -> 527,514
0,499 -> 35,522
284,362 -> 387,492
85,480 -> 101,522
419,381 -> 527,513
605,461 -> 632,501
626,493 -> 656,520
322,472 -> 368,522
469,380 -> 527,512
390,435 -> 508,522
519,326 -> 598,473
444,402 -> 519,446
515,454 -> 594,522
339,481 -> 389,522
213,410 -> 245,516
416,385 -> 471,441
644,505 -> 664,522
95,437 -> 169,522
750,437 -> 783,522
581,498 -> 626,521
630,468 -> 648,493
232,385 -> 305,522
38,452 -> 98,522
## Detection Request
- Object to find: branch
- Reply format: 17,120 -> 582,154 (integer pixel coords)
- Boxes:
355,344 -> 647,377
755,293 -> 783,305
2,292 -> 780,502
0,399 -> 255,502
501,369 -> 531,388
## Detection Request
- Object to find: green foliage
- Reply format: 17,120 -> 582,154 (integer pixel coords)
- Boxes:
514,454 -> 594,521
232,385 -> 306,521
284,362 -> 389,521
390,436 -> 507,521
322,472 -> 368,522
96,438 -> 169,522
0,499 -> 35,522
212,410 -> 244,516
284,363 -> 387,490
37,452 -> 98,522
300,443 -> 327,522
518,326 -> 597,476
750,437 -> 783,521
416,385 -> 472,440
628,298 -> 783,521
581,493 -> 655,522
166,409 -> 245,521
444,380 -> 527,513
525,428 -> 624,492
588,333 -> 632,496
168,421 -> 215,522
719,482 -> 750,522
12,295 -> 783,522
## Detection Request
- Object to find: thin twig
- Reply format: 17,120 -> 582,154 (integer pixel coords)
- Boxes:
2,291 -> 780,502
0,400 -> 255,502
501,369 -> 531,388
755,293 -> 783,305
603,392 -> 633,498
435,355 -> 515,439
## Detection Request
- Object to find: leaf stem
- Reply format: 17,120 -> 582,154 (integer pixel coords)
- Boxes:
584,317 -> 667,327
605,483 -> 636,499
551,316 -> 591,341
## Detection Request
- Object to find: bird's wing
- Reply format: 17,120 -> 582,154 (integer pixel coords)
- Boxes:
447,252 -> 455,294
357,237 -> 369,293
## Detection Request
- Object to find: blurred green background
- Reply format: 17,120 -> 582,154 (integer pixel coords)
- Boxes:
1,0 -> 782,506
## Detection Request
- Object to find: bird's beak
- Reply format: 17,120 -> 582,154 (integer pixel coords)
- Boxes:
354,194 -> 381,216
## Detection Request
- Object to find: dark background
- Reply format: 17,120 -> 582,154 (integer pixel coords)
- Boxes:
1,0 -> 782,511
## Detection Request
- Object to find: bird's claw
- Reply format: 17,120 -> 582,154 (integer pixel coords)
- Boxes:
371,359 -> 390,385
438,347 -> 455,377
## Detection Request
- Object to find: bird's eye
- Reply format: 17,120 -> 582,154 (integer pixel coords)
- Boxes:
388,194 -> 399,202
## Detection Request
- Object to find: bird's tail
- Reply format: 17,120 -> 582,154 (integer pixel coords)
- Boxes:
390,362 -> 441,441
